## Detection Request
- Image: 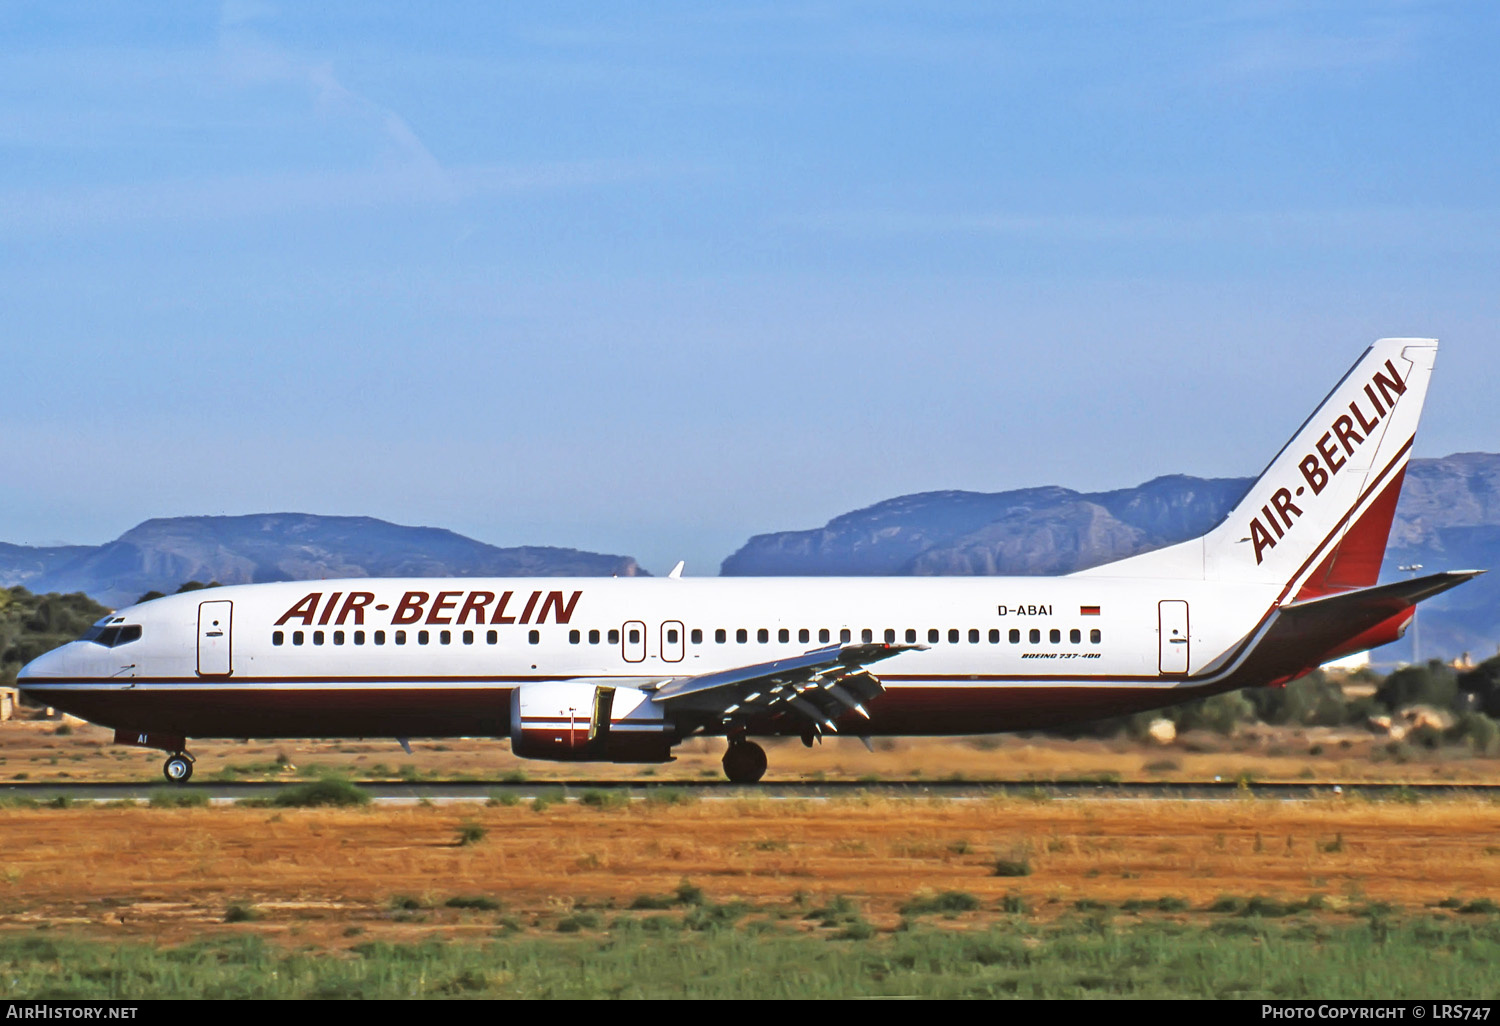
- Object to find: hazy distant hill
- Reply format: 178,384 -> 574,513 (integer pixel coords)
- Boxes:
0,514 -> 646,608
721,454 -> 1500,662
0,542 -> 96,591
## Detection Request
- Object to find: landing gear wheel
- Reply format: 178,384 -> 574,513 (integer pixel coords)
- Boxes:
722,740 -> 768,784
163,753 -> 194,784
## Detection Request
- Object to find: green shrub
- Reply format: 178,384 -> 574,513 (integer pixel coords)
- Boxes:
148,789 -> 209,808
445,896 -> 500,911
1208,895 -> 1246,914
455,820 -> 486,845
629,893 -> 676,910
224,904 -> 259,923
901,891 -> 980,916
272,778 -> 369,808
1377,662 -> 1459,713
1451,712 -> 1500,756
993,857 -> 1032,878
580,789 -> 629,810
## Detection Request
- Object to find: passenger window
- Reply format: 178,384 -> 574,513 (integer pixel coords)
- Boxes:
314,631 -> 325,645
928,629 -> 940,644
777,628 -> 789,643
355,630 -> 366,645
486,630 -> 497,644
529,630 -> 540,645
569,630 -> 581,644
293,631 -> 305,646
589,629 -> 601,644
1070,628 -> 1081,644
1049,628 -> 1061,643
1090,629 -> 1102,644
798,628 -> 810,643
905,628 -> 917,643
375,630 -> 386,645
737,629 -> 748,643
861,628 -> 874,643
273,631 -> 284,646
609,629 -> 620,644
948,629 -> 959,644
839,628 -> 851,643
716,629 -> 727,643
1009,629 -> 1020,644
968,629 -> 980,643
668,628 -> 679,644
819,629 -> 830,643
988,629 -> 999,643
441,630 -> 452,645
463,630 -> 474,645
628,629 -> 641,644
691,629 -> 702,644
757,628 -> 769,643
334,631 -> 345,645
395,630 -> 406,645
884,628 -> 896,644
418,630 -> 429,645
1029,629 -> 1040,644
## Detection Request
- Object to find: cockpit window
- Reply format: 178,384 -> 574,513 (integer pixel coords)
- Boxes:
83,623 -> 142,648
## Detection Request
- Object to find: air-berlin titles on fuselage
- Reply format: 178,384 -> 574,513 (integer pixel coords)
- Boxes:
273,589 -> 584,628
1247,358 -> 1407,565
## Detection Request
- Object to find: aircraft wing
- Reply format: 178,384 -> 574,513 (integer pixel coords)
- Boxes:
648,643 -> 922,735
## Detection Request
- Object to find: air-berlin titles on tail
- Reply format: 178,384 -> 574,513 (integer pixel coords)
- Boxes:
1247,359 -> 1408,565
273,589 -> 584,627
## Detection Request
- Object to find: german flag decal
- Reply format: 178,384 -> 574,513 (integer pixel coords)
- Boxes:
1080,605 -> 1101,616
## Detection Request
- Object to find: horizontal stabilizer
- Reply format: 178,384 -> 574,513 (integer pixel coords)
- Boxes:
1232,570 -> 1483,685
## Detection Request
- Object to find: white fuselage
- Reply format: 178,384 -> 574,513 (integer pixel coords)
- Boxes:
18,574 -> 1281,740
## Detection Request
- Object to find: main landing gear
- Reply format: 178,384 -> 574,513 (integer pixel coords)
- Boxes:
722,739 -> 767,784
163,752 -> 195,784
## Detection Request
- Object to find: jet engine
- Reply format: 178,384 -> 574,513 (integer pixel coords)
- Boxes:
509,682 -> 673,762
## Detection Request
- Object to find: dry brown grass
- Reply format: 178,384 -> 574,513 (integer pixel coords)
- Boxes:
1,796 -> 1496,949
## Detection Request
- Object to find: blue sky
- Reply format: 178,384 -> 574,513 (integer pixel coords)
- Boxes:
3,2 -> 1497,574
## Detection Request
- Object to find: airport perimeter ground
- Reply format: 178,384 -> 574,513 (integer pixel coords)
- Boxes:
0,721 -> 1498,997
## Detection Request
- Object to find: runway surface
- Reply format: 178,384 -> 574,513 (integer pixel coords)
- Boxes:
2,778 -> 1495,802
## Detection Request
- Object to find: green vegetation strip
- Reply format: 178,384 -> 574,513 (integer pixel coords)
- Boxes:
2,915 -> 1498,999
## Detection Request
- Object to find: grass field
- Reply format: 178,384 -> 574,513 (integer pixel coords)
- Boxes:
7,716 -> 1500,786
0,795 -> 1497,998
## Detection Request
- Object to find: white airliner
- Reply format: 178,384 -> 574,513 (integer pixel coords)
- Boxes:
17,339 -> 1478,783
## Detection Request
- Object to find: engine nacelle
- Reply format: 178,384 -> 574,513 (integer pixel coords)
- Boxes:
509,682 -> 673,762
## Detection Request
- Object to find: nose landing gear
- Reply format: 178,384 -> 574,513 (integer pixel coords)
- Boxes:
722,739 -> 767,784
163,752 -> 195,784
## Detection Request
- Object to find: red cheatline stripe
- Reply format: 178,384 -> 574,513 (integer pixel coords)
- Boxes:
1080,606 -> 1100,615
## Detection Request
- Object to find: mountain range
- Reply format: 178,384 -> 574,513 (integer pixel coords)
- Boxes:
721,452 -> 1500,662
3,453 -> 1495,661
0,514 -> 646,608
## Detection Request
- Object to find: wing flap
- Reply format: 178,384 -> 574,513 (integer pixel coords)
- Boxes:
652,643 -> 921,734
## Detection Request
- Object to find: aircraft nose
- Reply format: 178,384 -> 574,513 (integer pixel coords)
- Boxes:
17,646 -> 70,689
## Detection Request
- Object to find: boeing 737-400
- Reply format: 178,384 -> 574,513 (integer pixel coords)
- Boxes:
17,338 -> 1479,783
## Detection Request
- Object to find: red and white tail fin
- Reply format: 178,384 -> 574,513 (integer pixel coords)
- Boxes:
1079,339 -> 1437,596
